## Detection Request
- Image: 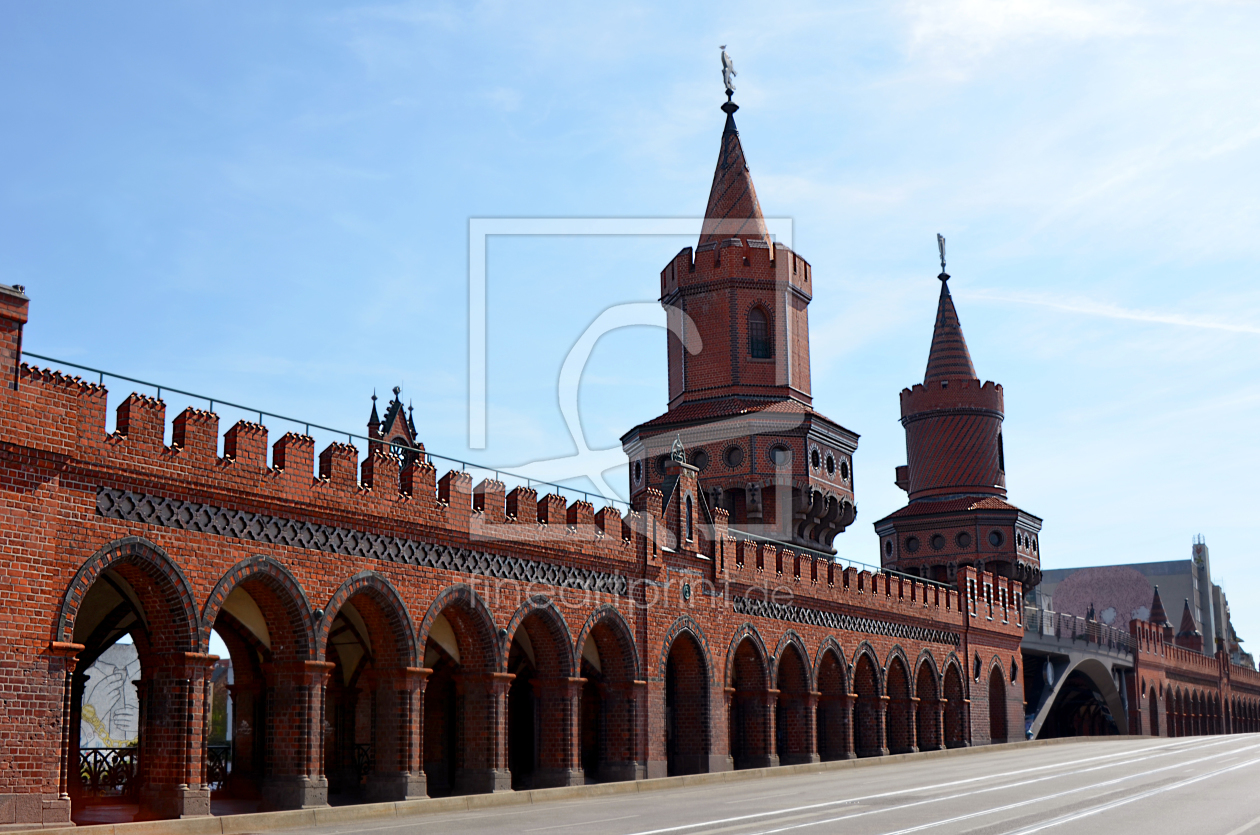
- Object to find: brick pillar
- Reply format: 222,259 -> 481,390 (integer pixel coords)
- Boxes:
875,696 -> 890,757
532,677 -> 585,788
907,696 -> 920,753
817,692 -> 855,761
452,672 -> 513,794
261,660 -> 333,811
136,652 -> 215,819
801,691 -> 821,765
764,688 -> 781,769
932,700 -> 946,751
599,681 -> 647,781
365,667 -> 428,801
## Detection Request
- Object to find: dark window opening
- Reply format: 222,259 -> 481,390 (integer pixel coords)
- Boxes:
685,495 -> 694,541
997,432 -> 1005,472
749,308 -> 772,359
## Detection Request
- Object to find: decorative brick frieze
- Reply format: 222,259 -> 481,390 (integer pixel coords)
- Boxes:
96,486 -> 629,596
731,596 -> 960,647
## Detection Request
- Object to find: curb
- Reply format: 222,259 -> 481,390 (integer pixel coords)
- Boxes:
13,736 -> 1149,835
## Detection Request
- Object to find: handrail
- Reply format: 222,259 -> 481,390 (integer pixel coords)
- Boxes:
727,527 -> 954,590
21,352 -> 630,510
1023,606 -> 1135,653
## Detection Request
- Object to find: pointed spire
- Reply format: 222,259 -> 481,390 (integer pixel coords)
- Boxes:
1178,598 -> 1201,637
368,390 -> 380,428
923,271 -> 978,384
698,98 -> 770,246
1149,585 -> 1170,627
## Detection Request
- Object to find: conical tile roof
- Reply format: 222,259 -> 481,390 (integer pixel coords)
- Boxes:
1178,598 -> 1201,638
698,105 -> 770,246
1149,585 -> 1170,627
924,278 -> 978,383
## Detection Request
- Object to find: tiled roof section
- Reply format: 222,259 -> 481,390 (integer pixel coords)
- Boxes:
882,495 -> 1021,520
635,397 -> 809,430
698,110 -> 770,246
1149,585 -> 1170,627
924,279 -> 978,383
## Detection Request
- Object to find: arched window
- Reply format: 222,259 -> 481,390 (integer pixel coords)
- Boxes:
997,432 -> 1005,472
748,307 -> 771,359
686,495 -> 694,541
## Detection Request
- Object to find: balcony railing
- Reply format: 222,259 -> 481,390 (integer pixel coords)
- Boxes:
79,747 -> 138,798
1024,607 -> 1135,655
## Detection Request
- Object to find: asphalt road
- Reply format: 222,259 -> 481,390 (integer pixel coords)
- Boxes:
305,736 -> 1260,835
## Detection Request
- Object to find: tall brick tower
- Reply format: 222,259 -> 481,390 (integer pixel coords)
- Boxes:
874,255 -> 1042,587
621,92 -> 858,551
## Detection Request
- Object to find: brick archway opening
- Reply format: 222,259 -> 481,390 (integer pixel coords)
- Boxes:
853,654 -> 886,757
323,589 -> 419,805
988,666 -> 1008,744
775,644 -> 812,765
943,664 -> 967,748
729,636 -> 772,770
507,608 -> 577,790
665,632 -> 709,776
1149,690 -> 1160,736
915,661 -> 942,751
816,649 -> 852,761
886,657 -> 915,754
578,615 -> 641,783
420,596 -> 500,796
208,574 -> 317,812
66,555 -> 201,825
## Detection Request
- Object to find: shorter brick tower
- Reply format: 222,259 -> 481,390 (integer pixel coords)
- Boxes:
621,92 -> 858,551
874,257 -> 1042,587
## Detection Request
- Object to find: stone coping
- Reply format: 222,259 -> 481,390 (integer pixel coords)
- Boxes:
9,737 -> 1151,835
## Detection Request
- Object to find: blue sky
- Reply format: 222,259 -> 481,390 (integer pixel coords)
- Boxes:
4,2 -> 1260,648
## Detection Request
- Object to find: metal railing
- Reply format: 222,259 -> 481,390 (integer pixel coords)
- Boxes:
727,527 -> 954,590
206,744 -> 232,791
22,351 -> 628,512
1024,607 -> 1135,654
78,747 -> 138,798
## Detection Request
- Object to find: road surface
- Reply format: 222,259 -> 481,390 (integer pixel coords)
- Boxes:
301,736 -> 1260,835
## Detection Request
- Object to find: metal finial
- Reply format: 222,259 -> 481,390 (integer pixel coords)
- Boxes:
936,233 -> 949,281
671,435 -> 686,463
371,390 -> 377,402
393,385 -> 401,397
720,46 -> 737,100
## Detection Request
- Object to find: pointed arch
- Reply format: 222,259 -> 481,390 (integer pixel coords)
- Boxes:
316,570 -> 417,666
852,643 -> 885,757
815,639 -> 851,761
942,655 -> 967,748
724,624 -> 770,688
913,650 -> 941,695
661,617 -> 712,776
772,631 -> 812,691
851,642 -> 884,693
987,657 -> 1008,743
914,650 -> 942,751
59,536 -> 198,651
572,604 -> 639,682
658,616 -> 713,683
200,554 -> 314,658
884,649 -> 914,754
503,594 -> 575,678
416,583 -> 500,672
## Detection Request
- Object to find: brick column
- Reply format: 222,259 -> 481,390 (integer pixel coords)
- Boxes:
764,688 -> 780,769
533,677 -> 586,788
136,652 -> 216,819
907,696 -> 920,753
817,692 -> 855,761
600,680 -> 647,781
874,695 -> 890,757
261,660 -> 333,811
453,672 -> 513,794
365,667 -> 428,801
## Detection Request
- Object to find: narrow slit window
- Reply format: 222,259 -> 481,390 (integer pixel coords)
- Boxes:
748,307 -> 771,359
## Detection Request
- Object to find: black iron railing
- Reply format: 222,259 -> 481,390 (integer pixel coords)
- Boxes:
79,747 -> 138,798
354,743 -> 374,780
206,744 -> 232,791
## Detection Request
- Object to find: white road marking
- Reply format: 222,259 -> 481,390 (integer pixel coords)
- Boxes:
525,814 -> 642,831
621,736 -> 1234,835
740,740 -> 1260,835
1224,812 -> 1260,835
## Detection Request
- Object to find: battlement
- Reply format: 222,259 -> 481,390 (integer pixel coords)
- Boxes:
900,378 -> 1004,419
660,239 -> 810,301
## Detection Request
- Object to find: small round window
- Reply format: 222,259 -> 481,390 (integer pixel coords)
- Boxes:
655,455 -> 670,476
931,534 -> 946,550
884,539 -> 893,556
988,530 -> 1004,548
906,536 -> 920,553
839,459 -> 850,481
769,445 -> 792,467
724,445 -> 744,467
956,531 -> 972,548
692,449 -> 709,471
633,460 -> 643,483
825,453 -> 836,476
811,449 -> 821,469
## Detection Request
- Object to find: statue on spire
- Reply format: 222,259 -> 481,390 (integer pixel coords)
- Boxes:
720,46 -> 737,96
937,233 -> 948,280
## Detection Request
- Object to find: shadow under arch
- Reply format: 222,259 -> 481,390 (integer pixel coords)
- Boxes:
415,583 -> 504,796
884,646 -> 915,754
318,571 -> 423,804
814,639 -> 852,762
913,650 -> 943,751
772,632 -> 814,766
572,605 -> 644,782
726,625 -> 772,770
201,555 -> 322,811
1036,657 -> 1124,739
986,657 -> 1008,744
503,596 -> 578,790
851,642 -> 886,757
659,616 -> 713,777
941,654 -> 968,748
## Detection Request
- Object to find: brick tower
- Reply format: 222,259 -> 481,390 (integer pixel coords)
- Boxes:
621,93 -> 858,551
873,255 -> 1042,587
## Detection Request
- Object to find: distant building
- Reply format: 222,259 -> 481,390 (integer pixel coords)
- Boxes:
1036,536 -> 1251,668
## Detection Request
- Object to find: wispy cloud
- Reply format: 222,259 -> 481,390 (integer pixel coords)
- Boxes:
963,288 -> 1260,335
